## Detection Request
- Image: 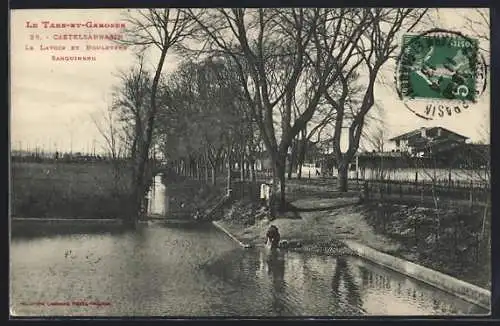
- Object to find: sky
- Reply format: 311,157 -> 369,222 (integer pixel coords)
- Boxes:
10,8 -> 490,155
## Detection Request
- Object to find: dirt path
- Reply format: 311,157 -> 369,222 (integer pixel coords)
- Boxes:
218,197 -> 400,254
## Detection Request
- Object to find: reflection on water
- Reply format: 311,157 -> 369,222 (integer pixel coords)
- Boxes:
11,223 -> 239,316
203,249 -> 487,316
10,223 -> 488,317
146,174 -> 169,217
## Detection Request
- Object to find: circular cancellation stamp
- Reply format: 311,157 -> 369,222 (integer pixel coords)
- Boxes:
395,28 -> 488,120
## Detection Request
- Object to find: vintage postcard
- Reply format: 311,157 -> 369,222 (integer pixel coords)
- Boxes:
10,8 -> 491,317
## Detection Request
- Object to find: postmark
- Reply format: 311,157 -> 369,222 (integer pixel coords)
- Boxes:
395,28 -> 488,120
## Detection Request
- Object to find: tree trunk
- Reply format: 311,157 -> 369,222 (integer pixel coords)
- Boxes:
279,168 -> 286,208
205,158 -> 209,183
197,157 -> 201,180
250,158 -> 256,182
130,140 -> 148,225
227,152 -> 232,196
130,136 -> 138,161
197,156 -> 201,181
296,137 -> 307,180
211,165 -> 216,186
245,159 -> 250,179
218,157 -> 224,175
193,158 -> 196,178
270,156 -> 287,215
240,150 -> 245,182
337,164 -> 349,192
131,43 -> 168,226
287,139 -> 298,180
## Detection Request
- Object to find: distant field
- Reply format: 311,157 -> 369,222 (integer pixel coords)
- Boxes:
11,162 -> 135,219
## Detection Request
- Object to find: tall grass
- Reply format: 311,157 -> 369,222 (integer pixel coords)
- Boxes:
11,162 -> 135,218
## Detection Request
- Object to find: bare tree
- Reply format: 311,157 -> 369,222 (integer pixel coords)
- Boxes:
90,105 -> 123,160
291,88 -> 337,179
121,9 -> 199,222
189,9 -> 317,210
155,58 -> 249,188
358,104 -> 389,180
90,105 -> 130,195
189,8 -> 378,210
362,103 -> 387,153
112,56 -> 151,161
322,9 -> 428,192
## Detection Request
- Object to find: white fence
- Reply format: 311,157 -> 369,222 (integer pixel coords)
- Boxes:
297,163 -> 322,178
357,167 -> 489,183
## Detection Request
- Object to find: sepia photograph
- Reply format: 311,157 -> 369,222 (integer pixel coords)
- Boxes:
9,7 -> 491,317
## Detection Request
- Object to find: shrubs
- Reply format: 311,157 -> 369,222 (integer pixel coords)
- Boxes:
223,200 -> 263,226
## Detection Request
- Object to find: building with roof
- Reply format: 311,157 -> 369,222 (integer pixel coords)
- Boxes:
354,127 -> 489,182
389,126 -> 469,157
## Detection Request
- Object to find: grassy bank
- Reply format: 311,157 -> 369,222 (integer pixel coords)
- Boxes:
10,161 -> 232,220
11,161 -> 135,218
215,179 -> 490,289
362,201 -> 491,290
159,174 -> 228,217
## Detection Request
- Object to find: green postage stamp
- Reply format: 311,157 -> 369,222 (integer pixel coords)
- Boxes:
396,29 -> 487,119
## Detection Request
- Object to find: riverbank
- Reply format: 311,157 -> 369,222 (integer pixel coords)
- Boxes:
11,161 -> 158,219
361,201 -> 491,291
217,195 -> 394,255
216,187 -> 490,290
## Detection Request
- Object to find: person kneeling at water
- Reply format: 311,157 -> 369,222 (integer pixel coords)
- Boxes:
265,225 -> 280,249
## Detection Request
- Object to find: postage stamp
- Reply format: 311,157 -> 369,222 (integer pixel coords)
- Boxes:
395,29 -> 488,120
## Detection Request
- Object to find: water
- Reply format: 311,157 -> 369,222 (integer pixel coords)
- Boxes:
9,175 -> 488,316
10,222 -> 487,317
146,174 -> 169,217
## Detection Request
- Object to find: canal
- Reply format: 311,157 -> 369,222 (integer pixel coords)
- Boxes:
10,175 -> 488,316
